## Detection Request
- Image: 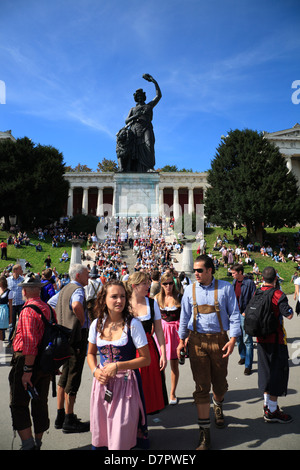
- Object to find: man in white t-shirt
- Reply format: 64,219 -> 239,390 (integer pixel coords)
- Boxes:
122,268 -> 129,282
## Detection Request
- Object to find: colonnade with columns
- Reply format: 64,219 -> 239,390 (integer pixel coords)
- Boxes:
64,172 -> 208,219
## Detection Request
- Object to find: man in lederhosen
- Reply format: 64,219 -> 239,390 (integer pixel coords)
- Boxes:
177,255 -> 240,450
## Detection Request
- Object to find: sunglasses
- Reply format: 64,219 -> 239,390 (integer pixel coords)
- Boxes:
162,281 -> 174,286
193,268 -> 204,273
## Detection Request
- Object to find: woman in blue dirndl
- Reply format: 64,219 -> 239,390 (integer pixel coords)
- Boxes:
0,276 -> 13,342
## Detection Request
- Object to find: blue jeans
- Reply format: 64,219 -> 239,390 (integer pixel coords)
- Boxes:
237,314 -> 253,369
8,304 -> 24,343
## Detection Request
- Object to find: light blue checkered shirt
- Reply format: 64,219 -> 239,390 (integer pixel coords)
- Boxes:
7,275 -> 24,306
178,278 -> 241,339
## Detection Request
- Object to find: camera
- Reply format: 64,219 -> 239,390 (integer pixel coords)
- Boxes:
179,349 -> 186,365
27,385 -> 39,401
104,389 -> 113,403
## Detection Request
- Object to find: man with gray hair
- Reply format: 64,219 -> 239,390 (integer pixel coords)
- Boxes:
7,264 -> 24,345
49,264 -> 90,433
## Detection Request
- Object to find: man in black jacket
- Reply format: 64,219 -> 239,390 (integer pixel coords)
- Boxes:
231,264 -> 256,375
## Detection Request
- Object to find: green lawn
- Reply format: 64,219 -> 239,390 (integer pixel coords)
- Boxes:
192,226 -> 300,295
0,230 -> 87,276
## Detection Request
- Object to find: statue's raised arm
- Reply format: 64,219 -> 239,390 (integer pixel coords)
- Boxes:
142,74 -> 162,107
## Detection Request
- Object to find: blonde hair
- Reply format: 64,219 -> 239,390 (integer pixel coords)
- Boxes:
156,272 -> 181,308
126,271 -> 150,295
12,264 -> 22,272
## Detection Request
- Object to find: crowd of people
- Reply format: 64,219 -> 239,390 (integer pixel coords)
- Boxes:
0,225 -> 298,451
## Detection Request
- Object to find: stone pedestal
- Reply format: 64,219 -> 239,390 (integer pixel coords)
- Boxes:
113,172 -> 160,218
70,238 -> 84,266
181,238 -> 196,275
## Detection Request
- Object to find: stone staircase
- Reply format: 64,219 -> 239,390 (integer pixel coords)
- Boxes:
81,230 -> 192,277
81,242 -> 137,274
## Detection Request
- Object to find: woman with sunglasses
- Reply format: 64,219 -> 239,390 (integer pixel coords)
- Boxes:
154,273 -> 182,405
126,272 -> 168,415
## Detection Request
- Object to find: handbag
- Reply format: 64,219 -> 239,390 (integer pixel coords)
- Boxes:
296,300 -> 300,316
0,303 -> 9,329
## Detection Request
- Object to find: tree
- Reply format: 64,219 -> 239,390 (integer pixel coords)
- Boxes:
0,137 -> 69,228
68,214 -> 98,234
159,165 -> 178,172
97,158 -> 118,172
72,163 -> 93,172
157,165 -> 194,172
204,129 -> 300,243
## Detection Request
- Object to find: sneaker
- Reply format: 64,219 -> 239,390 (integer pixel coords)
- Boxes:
264,407 -> 293,423
244,368 -> 252,375
62,414 -> 90,433
196,428 -> 211,450
238,358 -> 245,365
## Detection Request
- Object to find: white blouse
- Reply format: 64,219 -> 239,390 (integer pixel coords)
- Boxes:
88,316 -> 148,350
135,297 -> 161,322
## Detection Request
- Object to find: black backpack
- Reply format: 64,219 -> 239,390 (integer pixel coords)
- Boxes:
244,288 -> 277,337
25,304 -> 72,395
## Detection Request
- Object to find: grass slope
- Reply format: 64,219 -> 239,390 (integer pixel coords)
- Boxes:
0,231 -> 79,276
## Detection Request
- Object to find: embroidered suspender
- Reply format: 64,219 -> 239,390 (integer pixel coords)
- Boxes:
192,280 -> 224,334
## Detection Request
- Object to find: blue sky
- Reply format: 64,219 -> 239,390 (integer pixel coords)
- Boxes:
1,0 -> 300,172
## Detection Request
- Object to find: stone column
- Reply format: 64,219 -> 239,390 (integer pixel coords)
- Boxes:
82,187 -> 89,215
159,188 -> 164,215
70,238 -> 84,266
67,187 -> 73,218
96,187 -> 103,217
173,188 -> 180,219
188,188 -> 194,215
112,185 -> 116,216
181,238 -> 196,276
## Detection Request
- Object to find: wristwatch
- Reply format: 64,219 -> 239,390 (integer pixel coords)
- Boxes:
23,365 -> 34,372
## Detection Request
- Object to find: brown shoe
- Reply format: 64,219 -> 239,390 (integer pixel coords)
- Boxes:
196,428 -> 211,450
213,401 -> 225,428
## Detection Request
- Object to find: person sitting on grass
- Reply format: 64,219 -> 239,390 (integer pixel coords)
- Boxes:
59,251 -> 69,263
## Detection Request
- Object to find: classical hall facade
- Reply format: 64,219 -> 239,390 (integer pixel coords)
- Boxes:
64,123 -> 300,220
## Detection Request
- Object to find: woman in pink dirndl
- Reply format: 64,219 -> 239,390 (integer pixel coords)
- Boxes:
87,281 -> 150,450
155,272 -> 182,405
